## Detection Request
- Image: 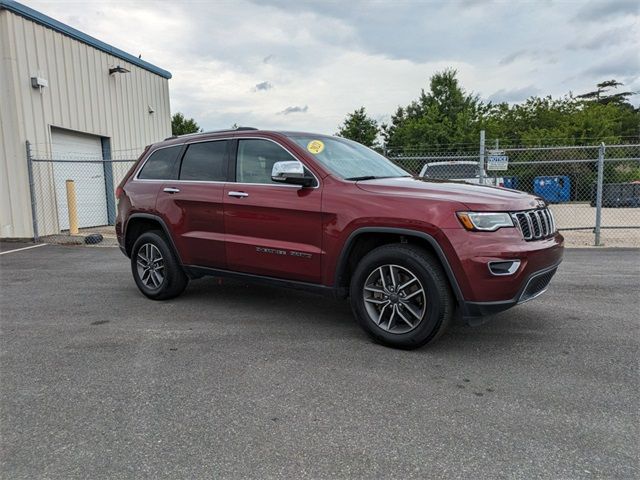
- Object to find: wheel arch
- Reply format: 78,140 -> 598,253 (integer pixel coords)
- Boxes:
124,213 -> 182,264
334,227 -> 464,305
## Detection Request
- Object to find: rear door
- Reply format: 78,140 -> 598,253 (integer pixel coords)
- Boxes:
223,138 -> 323,284
156,139 -> 230,268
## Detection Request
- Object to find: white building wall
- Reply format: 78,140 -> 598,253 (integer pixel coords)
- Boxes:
0,8 -> 171,238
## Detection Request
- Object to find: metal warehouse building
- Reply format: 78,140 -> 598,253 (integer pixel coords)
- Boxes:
0,0 -> 172,239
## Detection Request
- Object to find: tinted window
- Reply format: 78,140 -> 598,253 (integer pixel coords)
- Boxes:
236,139 -> 301,184
137,146 -> 180,180
425,164 -> 479,179
180,141 -> 228,181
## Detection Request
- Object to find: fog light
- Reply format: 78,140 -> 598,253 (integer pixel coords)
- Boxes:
488,260 -> 521,276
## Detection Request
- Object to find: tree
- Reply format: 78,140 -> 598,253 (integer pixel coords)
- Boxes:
336,107 -> 380,148
171,112 -> 201,136
338,71 -> 639,155
576,79 -> 635,106
381,69 -> 481,151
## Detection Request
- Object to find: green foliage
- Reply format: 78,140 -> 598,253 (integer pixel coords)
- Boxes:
171,113 -> 201,136
339,71 -> 639,152
604,159 -> 640,184
382,69 -> 481,150
482,96 -> 638,147
576,79 -> 636,106
336,107 -> 380,148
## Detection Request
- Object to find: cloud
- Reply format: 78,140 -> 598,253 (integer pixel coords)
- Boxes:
499,49 -> 528,66
566,26 -> 631,50
278,105 -> 309,115
24,0 -> 640,136
499,49 -> 557,66
253,81 -> 273,91
573,0 -> 638,22
582,51 -> 640,78
488,86 -> 541,103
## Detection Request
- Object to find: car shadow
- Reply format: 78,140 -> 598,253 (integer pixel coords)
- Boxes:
177,277 -> 552,353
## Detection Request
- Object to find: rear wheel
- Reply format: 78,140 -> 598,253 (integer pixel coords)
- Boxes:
349,244 -> 454,349
131,231 -> 188,300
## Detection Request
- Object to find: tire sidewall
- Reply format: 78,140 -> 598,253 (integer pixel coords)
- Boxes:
131,231 -> 183,300
350,247 -> 447,349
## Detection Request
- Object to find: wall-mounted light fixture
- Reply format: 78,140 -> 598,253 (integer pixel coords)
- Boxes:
109,65 -> 130,75
31,76 -> 48,91
148,105 -> 155,114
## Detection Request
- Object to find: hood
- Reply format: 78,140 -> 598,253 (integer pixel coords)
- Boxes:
356,177 -> 543,211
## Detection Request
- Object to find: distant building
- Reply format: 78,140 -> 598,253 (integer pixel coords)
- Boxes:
0,0 -> 172,239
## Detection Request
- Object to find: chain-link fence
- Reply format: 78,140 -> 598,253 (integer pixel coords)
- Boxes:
25,138 -> 640,248
26,141 -> 137,246
388,140 -> 640,247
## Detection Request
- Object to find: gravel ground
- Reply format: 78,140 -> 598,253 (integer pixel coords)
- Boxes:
1,244 -> 638,479
549,203 -> 640,248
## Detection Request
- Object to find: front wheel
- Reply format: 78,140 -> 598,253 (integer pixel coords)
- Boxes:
131,231 -> 188,300
349,244 -> 454,349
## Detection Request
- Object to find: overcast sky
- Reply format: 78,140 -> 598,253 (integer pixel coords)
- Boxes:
28,0 -> 640,134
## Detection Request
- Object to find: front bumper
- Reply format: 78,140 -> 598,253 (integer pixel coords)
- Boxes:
437,227 -> 564,318
462,261 -> 561,318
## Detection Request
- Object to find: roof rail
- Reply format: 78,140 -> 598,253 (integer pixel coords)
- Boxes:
164,126 -> 258,141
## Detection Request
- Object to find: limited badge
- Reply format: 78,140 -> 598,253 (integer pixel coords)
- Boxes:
307,140 -> 325,154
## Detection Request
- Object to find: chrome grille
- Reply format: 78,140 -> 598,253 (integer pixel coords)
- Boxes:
512,208 -> 556,241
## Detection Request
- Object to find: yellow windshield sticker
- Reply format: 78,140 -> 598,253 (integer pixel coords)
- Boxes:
307,140 -> 325,154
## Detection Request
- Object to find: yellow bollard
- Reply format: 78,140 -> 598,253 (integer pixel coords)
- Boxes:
65,179 -> 79,235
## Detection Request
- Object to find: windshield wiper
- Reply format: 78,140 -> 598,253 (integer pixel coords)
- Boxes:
345,175 -> 379,181
345,175 -> 412,181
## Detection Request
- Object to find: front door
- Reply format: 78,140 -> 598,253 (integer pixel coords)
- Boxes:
156,139 -> 229,268
223,138 -> 323,284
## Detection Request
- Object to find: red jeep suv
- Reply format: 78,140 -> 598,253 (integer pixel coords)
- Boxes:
116,128 -> 563,349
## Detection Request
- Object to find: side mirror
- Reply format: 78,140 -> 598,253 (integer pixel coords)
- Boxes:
271,161 -> 315,187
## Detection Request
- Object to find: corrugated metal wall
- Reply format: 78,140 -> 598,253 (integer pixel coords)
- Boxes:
0,9 -> 171,238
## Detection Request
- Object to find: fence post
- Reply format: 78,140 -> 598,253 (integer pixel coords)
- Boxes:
494,138 -> 499,185
478,130 -> 486,185
25,141 -> 40,242
594,142 -> 605,246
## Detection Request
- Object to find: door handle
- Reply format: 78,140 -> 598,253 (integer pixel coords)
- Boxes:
228,191 -> 249,198
163,187 -> 180,194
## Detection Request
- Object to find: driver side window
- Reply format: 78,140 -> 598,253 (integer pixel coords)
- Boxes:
236,139 -> 298,184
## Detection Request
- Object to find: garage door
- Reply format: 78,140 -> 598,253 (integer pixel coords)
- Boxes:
51,128 -> 108,230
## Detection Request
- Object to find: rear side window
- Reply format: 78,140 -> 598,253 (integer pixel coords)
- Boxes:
180,141 -> 228,181
137,146 -> 181,180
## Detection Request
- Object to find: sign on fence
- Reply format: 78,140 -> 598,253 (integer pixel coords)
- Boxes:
487,150 -> 509,171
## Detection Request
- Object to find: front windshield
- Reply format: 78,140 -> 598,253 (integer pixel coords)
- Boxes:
287,135 -> 410,180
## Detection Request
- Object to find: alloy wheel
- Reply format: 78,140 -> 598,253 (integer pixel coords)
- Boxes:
362,264 -> 427,334
136,243 -> 165,289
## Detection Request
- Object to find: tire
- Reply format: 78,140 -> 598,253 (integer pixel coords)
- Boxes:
349,244 -> 454,349
131,230 -> 188,300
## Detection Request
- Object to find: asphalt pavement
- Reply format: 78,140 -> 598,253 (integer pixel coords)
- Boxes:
1,244 -> 638,479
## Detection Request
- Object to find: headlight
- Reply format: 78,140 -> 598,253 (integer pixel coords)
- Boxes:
457,212 -> 514,231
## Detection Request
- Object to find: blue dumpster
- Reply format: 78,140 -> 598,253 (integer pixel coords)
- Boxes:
503,176 -> 518,190
533,176 -> 571,203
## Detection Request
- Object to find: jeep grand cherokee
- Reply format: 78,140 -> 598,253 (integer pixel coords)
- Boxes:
116,128 -> 563,349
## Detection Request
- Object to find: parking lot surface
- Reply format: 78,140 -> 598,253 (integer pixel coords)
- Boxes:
1,244 -> 638,479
